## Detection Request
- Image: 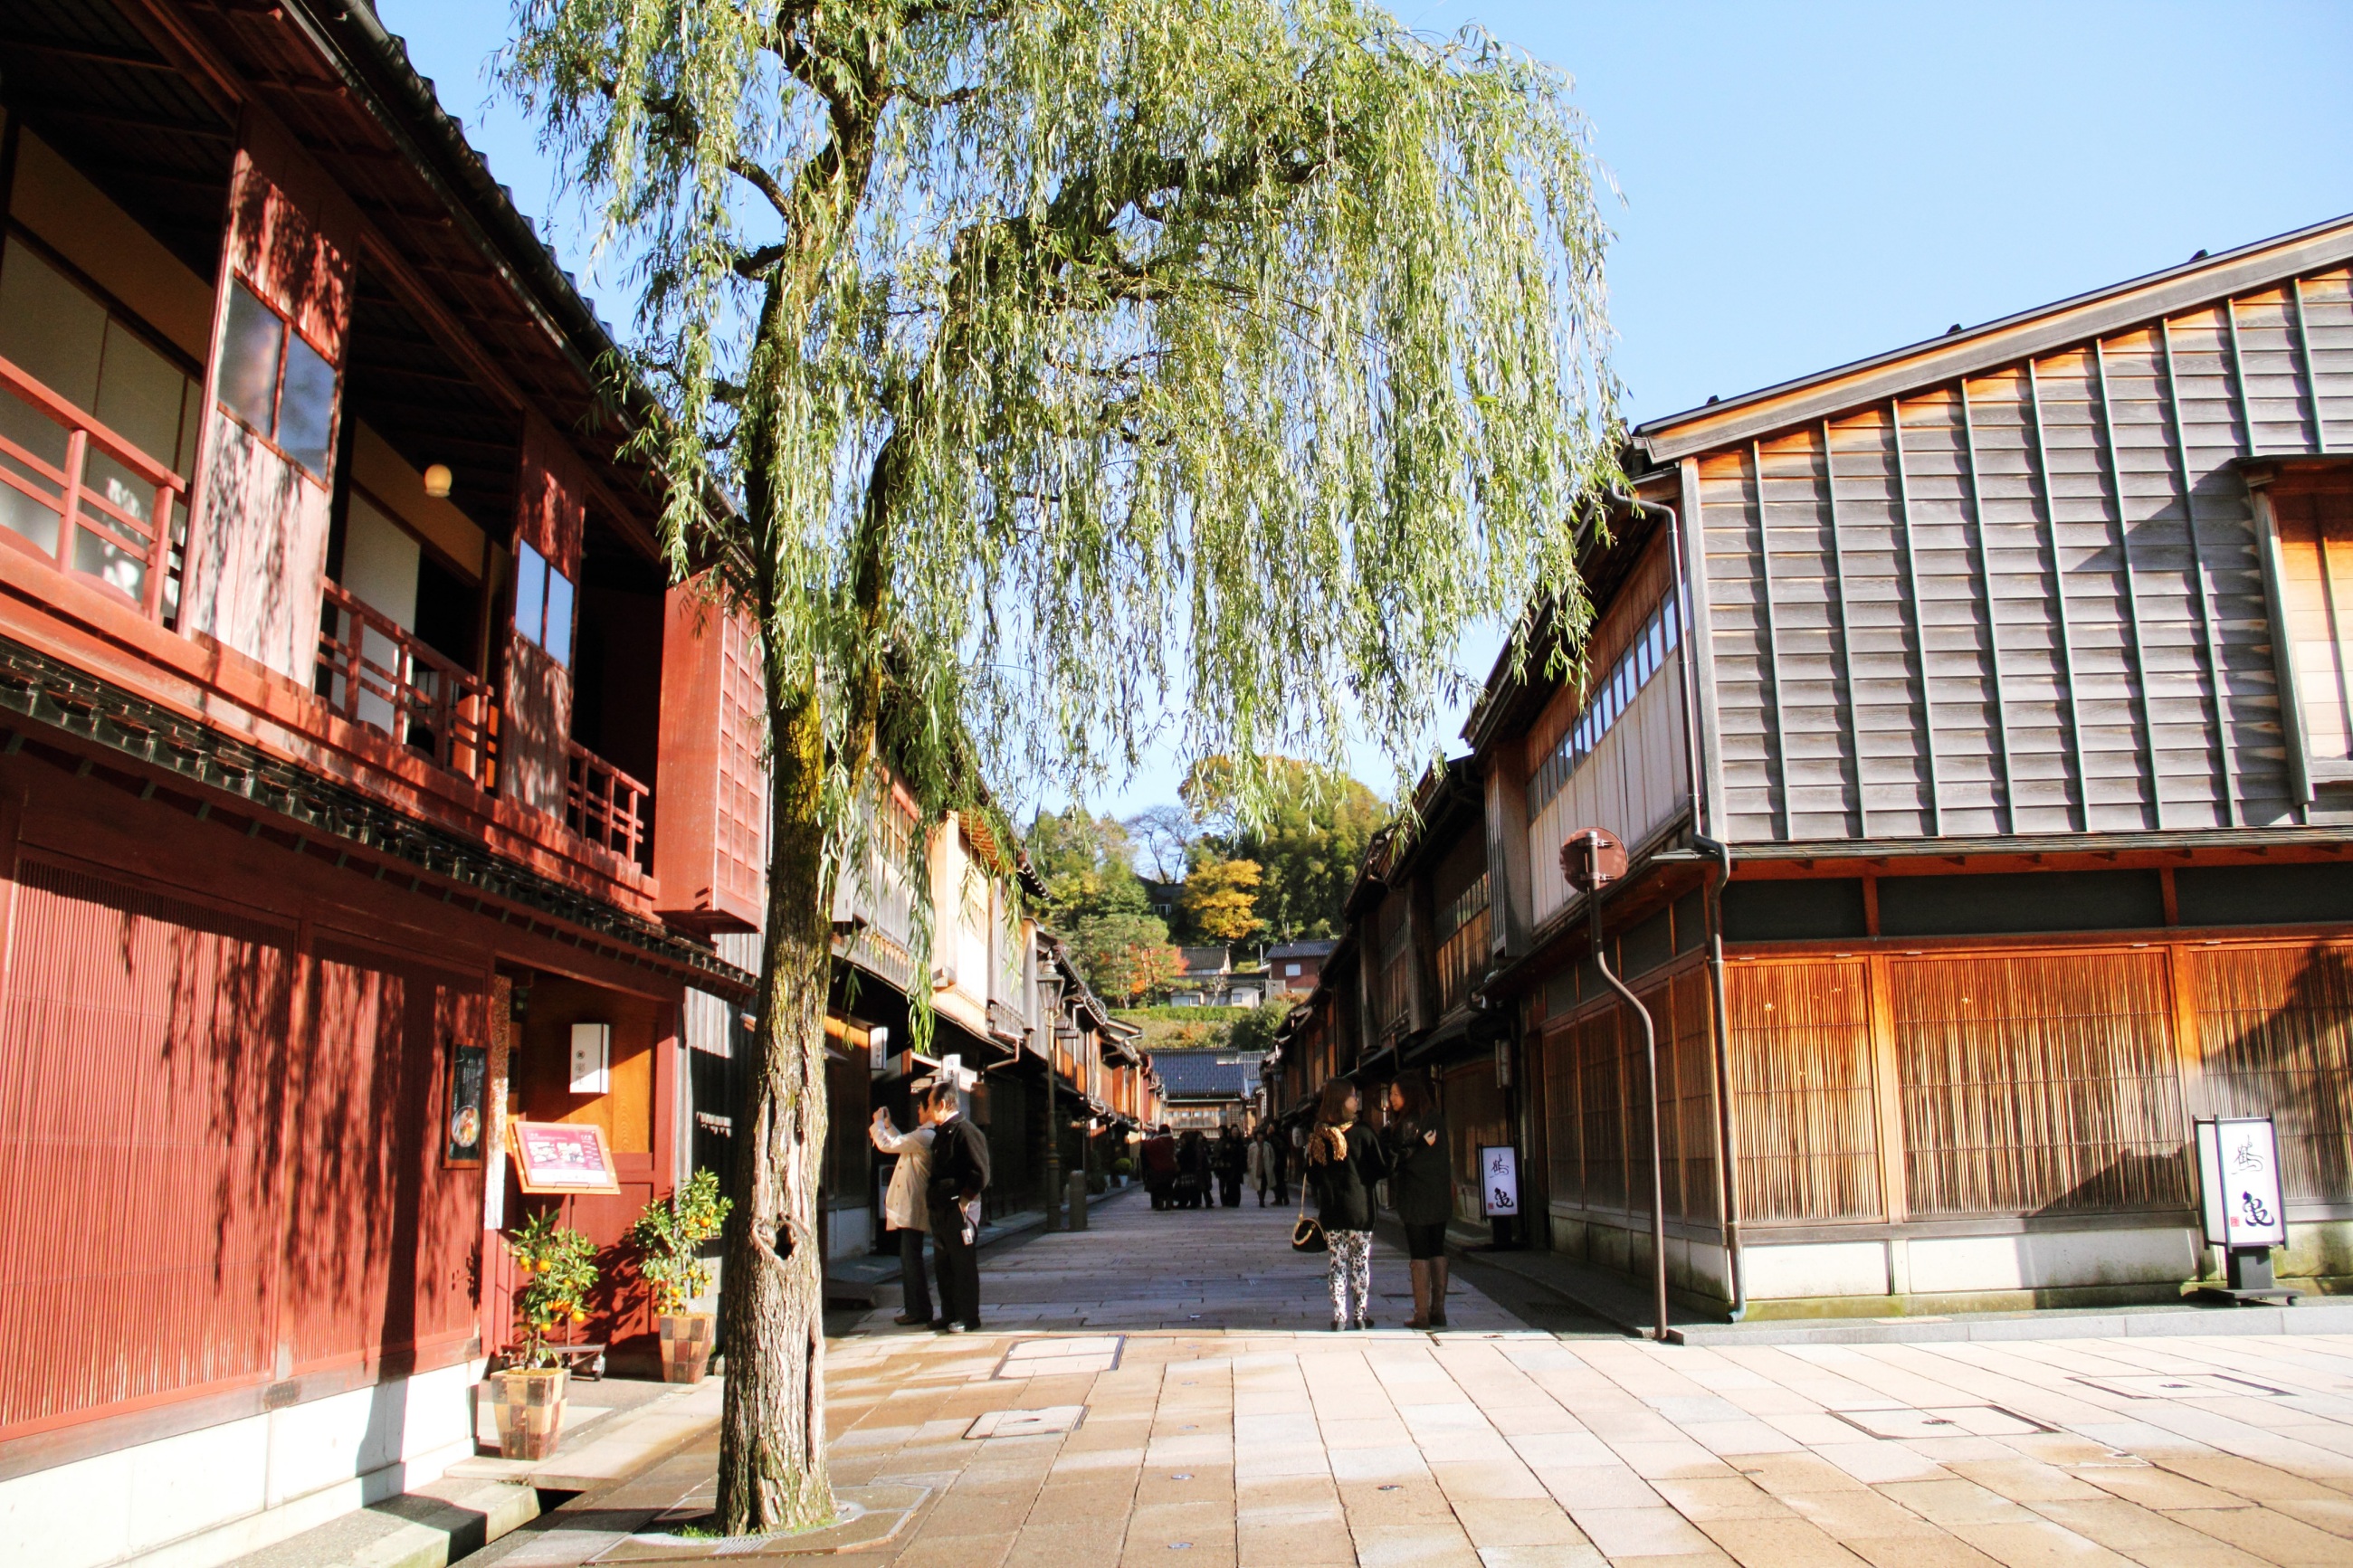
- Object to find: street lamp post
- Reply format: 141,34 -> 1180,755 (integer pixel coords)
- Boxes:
1562,827 -> 1670,1343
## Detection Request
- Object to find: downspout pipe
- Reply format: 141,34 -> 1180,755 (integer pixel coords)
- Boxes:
1611,481 -> 1745,1323
1691,832 -> 1742,1320
1587,877 -> 1669,1342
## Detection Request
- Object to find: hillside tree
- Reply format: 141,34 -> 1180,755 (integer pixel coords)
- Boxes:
507,0 -> 1615,1535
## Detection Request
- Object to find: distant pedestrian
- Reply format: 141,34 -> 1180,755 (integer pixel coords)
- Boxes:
1177,1129 -> 1210,1210
924,1084 -> 992,1333
1142,1126 -> 1178,1210
1382,1073 -> 1453,1330
1214,1126 -> 1246,1207
1307,1079 -> 1392,1331
870,1088 -> 937,1327
1249,1125 -> 1278,1206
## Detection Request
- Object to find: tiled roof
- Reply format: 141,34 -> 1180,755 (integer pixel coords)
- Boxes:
1152,1050 -> 1262,1100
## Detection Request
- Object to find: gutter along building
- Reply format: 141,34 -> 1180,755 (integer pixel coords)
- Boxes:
0,5 -> 1163,1565
1269,215 -> 2353,1317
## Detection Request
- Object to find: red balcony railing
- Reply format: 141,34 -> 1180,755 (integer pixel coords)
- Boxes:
317,580 -> 500,791
567,740 -> 651,870
0,352 -> 186,620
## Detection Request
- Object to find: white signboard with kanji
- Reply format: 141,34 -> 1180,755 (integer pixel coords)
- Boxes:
2196,1117 -> 2286,1250
1481,1145 -> 1520,1219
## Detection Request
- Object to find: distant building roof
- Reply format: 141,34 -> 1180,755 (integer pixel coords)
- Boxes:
1265,940 -> 1338,961
1178,946 -> 1230,976
1152,1050 -> 1262,1101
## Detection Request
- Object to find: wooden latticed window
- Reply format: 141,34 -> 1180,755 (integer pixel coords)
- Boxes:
1891,951 -> 2186,1217
2189,942 -> 2353,1205
1727,961 -> 1882,1221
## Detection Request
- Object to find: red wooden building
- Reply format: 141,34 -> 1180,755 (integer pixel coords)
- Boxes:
0,5 -> 764,1564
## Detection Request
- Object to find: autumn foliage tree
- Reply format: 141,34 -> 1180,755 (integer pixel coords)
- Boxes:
506,0 -> 1615,1535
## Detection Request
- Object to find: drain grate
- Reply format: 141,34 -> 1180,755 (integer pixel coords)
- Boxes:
966,1405 -> 1087,1440
1834,1405 -> 2049,1439
993,1335 -> 1126,1380
2074,1373 -> 2291,1400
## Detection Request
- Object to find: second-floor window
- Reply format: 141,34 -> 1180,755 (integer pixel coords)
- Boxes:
215,280 -> 337,480
511,538 -> 575,667
1528,587 -> 1681,820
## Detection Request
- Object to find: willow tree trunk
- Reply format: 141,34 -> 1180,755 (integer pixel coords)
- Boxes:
714,682 -> 834,1534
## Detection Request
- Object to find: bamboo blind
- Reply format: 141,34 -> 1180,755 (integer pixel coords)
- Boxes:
1892,952 -> 2186,1217
2189,941 -> 2353,1204
1728,961 -> 1882,1221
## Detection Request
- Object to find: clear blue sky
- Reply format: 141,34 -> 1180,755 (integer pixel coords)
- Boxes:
382,0 -> 2353,817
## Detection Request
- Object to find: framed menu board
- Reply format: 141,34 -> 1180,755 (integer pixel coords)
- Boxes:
443,1042 -> 490,1168
509,1119 -> 622,1194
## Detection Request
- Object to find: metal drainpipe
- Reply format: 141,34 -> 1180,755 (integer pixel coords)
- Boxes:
1611,481 -> 1745,1323
1693,832 -> 1743,1320
1587,872 -> 1668,1341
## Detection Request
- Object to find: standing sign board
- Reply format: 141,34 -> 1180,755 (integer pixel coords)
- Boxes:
2196,1117 -> 2287,1249
1481,1145 -> 1520,1219
509,1119 -> 622,1195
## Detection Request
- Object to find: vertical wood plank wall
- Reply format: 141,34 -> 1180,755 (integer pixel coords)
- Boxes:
1540,964 -> 1719,1229
1718,936 -> 2353,1241
1698,269 -> 2353,842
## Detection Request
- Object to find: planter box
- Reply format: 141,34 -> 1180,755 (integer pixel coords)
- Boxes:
659,1312 -> 716,1383
490,1366 -> 568,1459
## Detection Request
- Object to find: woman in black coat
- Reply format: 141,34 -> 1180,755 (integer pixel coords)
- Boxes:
1306,1078 -> 1392,1330
1383,1072 -> 1453,1329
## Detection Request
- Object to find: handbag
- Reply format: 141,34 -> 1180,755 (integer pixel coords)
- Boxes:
1291,1184 -> 1327,1253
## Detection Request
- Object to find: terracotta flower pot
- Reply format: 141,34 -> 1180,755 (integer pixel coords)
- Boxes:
491,1365 -> 568,1459
658,1312 -> 716,1383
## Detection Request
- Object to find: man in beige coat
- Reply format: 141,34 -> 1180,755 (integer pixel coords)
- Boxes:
872,1087 -> 937,1327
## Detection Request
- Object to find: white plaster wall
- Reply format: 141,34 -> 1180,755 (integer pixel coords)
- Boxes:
0,1359 -> 481,1568
1742,1241 -> 1889,1299
1905,1229 -> 2197,1296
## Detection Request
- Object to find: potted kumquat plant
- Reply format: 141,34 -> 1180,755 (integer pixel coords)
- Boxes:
491,1211 -> 597,1459
631,1169 -> 730,1383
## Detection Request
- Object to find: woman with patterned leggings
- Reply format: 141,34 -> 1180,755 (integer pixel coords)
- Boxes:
1306,1079 -> 1393,1330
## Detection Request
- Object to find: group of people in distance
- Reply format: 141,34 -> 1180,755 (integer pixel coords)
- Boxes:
1139,1070 -> 1455,1334
866,1069 -> 1458,1337
1138,1122 -> 1284,1211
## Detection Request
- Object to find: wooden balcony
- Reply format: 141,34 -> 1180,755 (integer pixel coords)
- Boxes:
1435,872 -> 1492,1014
0,353 -> 186,622
567,739 -> 653,870
317,581 -> 499,792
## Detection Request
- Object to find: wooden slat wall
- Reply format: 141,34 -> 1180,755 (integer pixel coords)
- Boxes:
1540,965 -> 1719,1226
1726,960 -> 1882,1221
2187,941 -> 2353,1205
1698,267 -> 2353,841
1890,951 -> 2186,1217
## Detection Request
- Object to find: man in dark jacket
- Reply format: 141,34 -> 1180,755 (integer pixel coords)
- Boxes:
924,1084 -> 992,1332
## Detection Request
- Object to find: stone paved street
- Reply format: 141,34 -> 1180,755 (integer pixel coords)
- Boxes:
461,1188 -> 2353,1567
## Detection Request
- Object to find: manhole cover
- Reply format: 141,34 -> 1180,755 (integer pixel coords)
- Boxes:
993,1335 -> 1126,1380
966,1405 -> 1087,1439
1835,1405 -> 2047,1439
2074,1373 -> 2291,1400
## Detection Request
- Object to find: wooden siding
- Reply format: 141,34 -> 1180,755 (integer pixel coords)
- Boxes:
1697,267 -> 2353,841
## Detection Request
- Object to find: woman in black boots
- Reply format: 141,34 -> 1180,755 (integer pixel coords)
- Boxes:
1383,1073 -> 1452,1330
1307,1078 -> 1392,1330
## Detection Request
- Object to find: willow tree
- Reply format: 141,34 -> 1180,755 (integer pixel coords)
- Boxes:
507,0 -> 1615,1535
